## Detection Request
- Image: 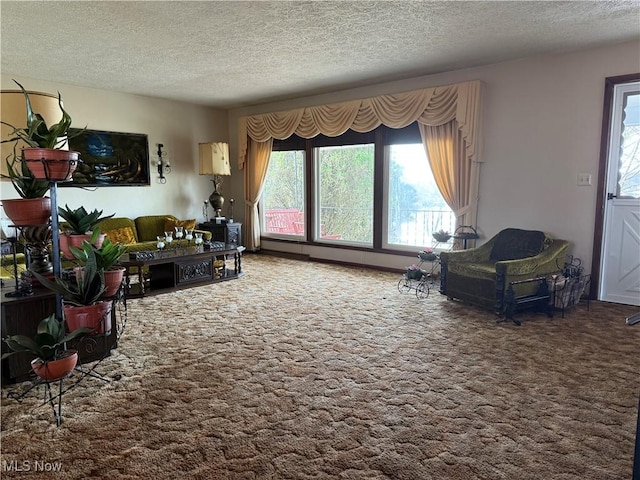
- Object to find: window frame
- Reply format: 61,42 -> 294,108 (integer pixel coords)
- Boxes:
313,142 -> 376,246
260,138 -> 307,241
260,123 -> 453,255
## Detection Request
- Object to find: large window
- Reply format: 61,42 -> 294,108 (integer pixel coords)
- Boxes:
262,150 -> 305,237
385,144 -> 454,249
316,144 -> 374,244
260,124 -> 454,251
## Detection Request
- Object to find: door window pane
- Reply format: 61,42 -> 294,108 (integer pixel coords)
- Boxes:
262,150 -> 305,236
619,92 -> 640,198
387,144 -> 454,248
316,144 -> 374,243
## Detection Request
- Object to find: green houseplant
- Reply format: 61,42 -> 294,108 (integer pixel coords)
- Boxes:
58,205 -> 114,235
0,157 -> 51,225
405,264 -> 424,280
1,314 -> 91,381
432,230 -> 452,243
69,229 -> 128,297
418,248 -> 438,262
1,135 -> 52,226
3,143 -> 50,198
58,204 -> 114,259
33,248 -> 112,335
1,79 -> 84,182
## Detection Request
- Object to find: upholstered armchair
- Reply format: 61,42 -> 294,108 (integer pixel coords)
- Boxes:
439,228 -> 569,315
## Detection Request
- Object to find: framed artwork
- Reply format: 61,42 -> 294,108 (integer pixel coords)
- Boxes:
63,128 -> 150,187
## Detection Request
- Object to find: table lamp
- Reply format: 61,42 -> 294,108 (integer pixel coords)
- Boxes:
199,142 -> 230,219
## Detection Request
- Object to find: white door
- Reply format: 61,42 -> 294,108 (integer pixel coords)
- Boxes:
600,81 -> 640,305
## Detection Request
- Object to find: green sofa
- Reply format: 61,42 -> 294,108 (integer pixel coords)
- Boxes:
1,252 -> 26,280
96,215 -> 212,254
1,215 -> 212,282
439,228 -> 569,315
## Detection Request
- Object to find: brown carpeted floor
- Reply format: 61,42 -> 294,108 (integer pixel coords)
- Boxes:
1,254 -> 639,479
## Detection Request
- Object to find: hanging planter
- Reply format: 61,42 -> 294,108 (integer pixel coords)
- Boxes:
75,265 -> 124,298
31,350 -> 78,382
419,249 -> 438,262
60,231 -> 106,260
23,148 -> 81,182
2,80 -> 86,183
102,267 -> 125,297
1,196 -> 51,226
406,266 -> 424,280
64,301 -> 112,335
1,315 -> 91,382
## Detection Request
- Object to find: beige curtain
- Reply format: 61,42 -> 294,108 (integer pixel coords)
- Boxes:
243,138 -> 273,251
238,80 -> 484,250
420,120 -> 478,230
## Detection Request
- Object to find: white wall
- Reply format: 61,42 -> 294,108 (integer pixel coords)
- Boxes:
5,40 -> 637,274
229,40 -> 640,273
0,75 -> 229,226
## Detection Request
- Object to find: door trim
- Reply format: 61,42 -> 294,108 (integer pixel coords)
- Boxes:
590,73 -> 640,300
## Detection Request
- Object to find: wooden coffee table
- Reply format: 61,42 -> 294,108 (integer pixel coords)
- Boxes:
120,245 -> 244,298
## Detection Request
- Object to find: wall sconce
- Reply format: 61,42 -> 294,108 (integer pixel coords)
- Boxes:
157,143 -> 171,183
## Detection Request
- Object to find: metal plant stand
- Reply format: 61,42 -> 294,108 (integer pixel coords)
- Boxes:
4,157 -> 127,425
5,280 -> 128,425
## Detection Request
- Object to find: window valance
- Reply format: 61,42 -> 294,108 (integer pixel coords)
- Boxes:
238,80 -> 483,169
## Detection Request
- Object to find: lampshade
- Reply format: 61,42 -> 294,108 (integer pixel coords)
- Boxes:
198,142 -> 230,176
1,89 -> 65,178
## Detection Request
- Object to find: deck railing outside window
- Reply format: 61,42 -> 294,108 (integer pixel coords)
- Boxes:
264,207 -> 455,248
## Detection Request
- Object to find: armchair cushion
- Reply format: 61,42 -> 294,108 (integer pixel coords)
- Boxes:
489,228 -> 546,261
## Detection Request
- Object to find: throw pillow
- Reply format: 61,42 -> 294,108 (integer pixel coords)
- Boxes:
164,218 -> 197,233
105,227 -> 136,245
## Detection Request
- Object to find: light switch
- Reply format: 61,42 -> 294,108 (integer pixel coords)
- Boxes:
577,173 -> 592,186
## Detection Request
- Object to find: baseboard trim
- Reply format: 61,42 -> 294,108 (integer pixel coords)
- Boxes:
257,249 -> 401,274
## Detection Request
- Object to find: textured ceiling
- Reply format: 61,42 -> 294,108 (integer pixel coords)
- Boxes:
1,1 -> 639,108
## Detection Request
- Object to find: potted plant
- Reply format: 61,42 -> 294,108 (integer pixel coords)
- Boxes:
432,229 -> 452,243
1,138 -> 52,226
33,248 -> 112,335
69,229 -> 128,297
58,204 -> 114,259
1,314 -> 91,381
405,264 -> 424,280
1,80 -> 84,181
418,247 -> 438,262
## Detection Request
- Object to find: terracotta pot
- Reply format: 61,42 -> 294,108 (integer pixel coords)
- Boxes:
23,148 -> 80,181
1,197 -> 51,226
31,350 -> 78,382
64,301 -> 112,335
103,267 -> 125,297
59,232 -> 106,259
